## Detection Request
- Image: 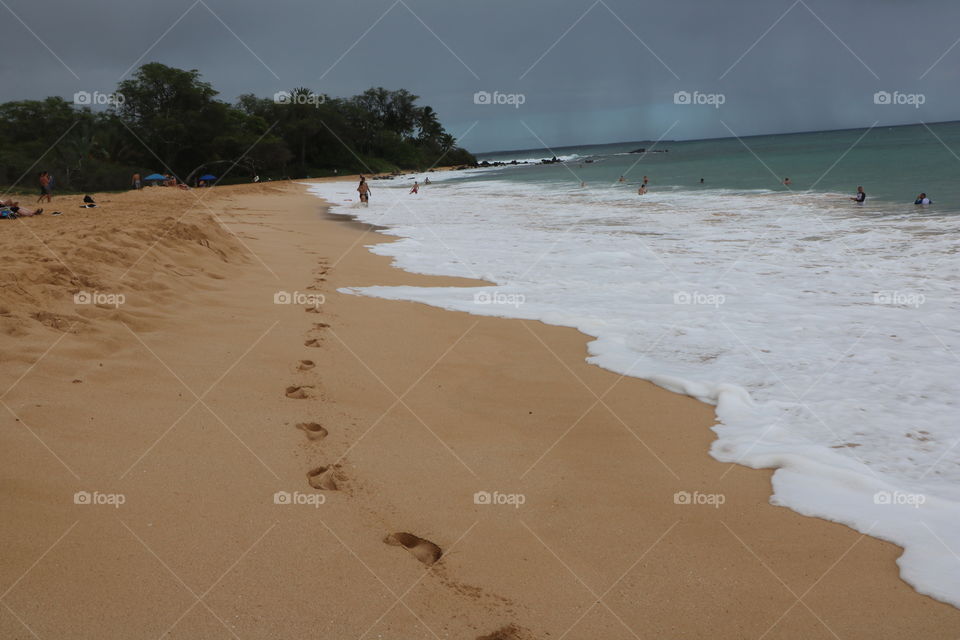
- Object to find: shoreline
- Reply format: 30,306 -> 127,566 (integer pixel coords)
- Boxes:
1,181 -> 958,638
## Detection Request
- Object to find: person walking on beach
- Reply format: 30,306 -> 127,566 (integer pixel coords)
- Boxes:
38,172 -> 52,204
357,176 -> 371,205
410,181 -> 419,194
850,186 -> 866,203
132,172 -> 142,190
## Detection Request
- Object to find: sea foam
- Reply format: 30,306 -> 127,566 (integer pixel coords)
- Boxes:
308,173 -> 960,607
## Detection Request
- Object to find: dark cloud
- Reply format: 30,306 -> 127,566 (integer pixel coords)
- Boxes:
6,0 -> 958,151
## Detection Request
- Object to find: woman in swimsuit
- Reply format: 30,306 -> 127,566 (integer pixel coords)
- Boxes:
357,176 -> 371,204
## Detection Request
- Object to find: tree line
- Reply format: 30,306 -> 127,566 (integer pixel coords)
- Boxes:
0,63 -> 476,192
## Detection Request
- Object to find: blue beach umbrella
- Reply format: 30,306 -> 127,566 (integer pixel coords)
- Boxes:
144,173 -> 165,181
199,174 -> 217,181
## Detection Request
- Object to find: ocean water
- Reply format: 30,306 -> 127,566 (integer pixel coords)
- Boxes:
307,122 -> 960,607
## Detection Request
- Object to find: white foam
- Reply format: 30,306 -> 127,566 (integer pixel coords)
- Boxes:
478,153 -> 581,164
308,177 -> 960,607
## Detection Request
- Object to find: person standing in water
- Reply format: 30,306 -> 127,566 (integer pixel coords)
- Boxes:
850,186 -> 866,203
914,193 -> 932,205
357,176 -> 371,205
410,181 -> 419,194
643,175 -> 649,186
638,184 -> 647,195
783,177 -> 791,186
618,176 -> 626,183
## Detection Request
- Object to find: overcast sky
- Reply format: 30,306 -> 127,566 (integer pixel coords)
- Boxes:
6,0 -> 960,152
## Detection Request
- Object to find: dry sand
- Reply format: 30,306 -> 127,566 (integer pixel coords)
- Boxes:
1,181 -> 958,639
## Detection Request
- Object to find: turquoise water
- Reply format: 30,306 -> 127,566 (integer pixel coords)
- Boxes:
473,121 -> 960,214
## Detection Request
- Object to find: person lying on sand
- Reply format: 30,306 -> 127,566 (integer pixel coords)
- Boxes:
1,206 -> 43,218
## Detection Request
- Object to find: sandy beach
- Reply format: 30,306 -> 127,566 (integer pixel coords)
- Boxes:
1,180 -> 958,639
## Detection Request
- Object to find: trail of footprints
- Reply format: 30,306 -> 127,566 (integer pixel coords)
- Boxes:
287,261 -> 448,597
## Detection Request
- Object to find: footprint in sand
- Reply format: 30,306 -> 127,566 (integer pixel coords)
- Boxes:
296,422 -> 328,441
305,306 -> 321,314
297,360 -> 315,371
285,385 -> 314,399
304,338 -> 321,348
476,625 -> 529,640
313,322 -> 330,330
306,465 -> 340,490
383,532 -> 443,566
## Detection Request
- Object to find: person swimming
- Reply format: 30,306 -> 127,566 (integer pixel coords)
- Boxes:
850,186 -> 866,203
914,193 -> 932,205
